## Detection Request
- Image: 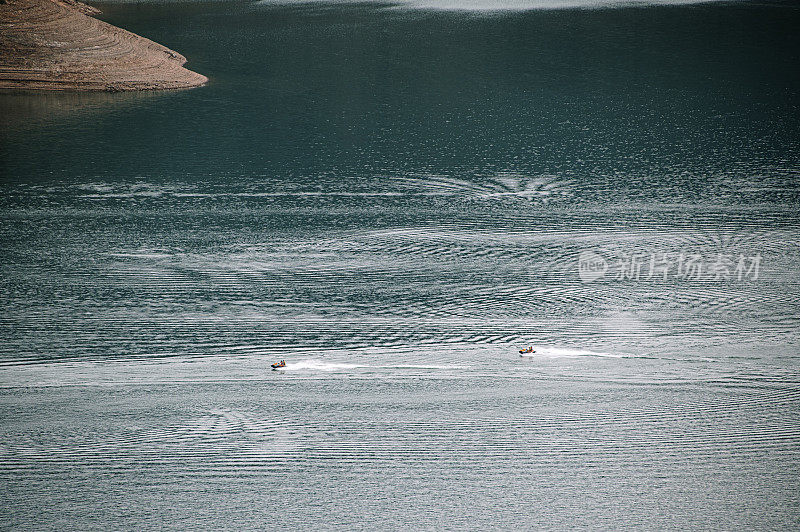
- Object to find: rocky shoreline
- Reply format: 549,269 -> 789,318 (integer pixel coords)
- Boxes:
0,0 -> 207,91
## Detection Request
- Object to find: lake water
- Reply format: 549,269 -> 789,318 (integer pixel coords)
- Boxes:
1,0 -> 799,529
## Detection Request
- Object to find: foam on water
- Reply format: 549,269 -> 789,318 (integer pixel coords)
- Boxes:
273,359 -> 470,372
519,346 -> 623,358
276,360 -> 363,371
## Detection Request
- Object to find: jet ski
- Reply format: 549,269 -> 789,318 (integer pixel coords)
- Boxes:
519,347 -> 535,355
271,360 -> 286,369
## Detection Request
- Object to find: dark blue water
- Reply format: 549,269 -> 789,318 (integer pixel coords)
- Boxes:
1,1 -> 799,529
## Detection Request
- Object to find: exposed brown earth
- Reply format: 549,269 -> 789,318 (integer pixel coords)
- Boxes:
0,0 -> 207,91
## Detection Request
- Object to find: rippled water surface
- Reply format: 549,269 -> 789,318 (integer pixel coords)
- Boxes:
1,0 -> 799,529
